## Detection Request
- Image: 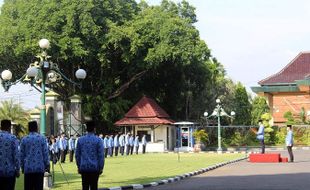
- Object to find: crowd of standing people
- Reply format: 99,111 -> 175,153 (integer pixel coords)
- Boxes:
0,118 -> 148,190
48,133 -> 80,165
48,132 -> 148,164
101,133 -> 147,158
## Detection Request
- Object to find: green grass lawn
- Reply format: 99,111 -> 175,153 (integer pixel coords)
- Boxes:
16,153 -> 245,189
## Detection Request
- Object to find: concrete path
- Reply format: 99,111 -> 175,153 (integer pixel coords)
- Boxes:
149,150 -> 310,190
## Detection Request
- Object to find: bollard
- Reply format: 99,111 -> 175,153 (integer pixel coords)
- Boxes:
43,172 -> 53,190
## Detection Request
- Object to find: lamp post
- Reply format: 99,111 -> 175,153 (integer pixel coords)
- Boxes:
204,98 -> 235,153
0,39 -> 87,136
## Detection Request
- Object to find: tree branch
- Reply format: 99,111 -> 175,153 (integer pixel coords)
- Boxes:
107,70 -> 147,100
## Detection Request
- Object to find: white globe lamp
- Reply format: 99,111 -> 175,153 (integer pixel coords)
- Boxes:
39,39 -> 50,49
75,69 -> 87,79
1,70 -> 12,81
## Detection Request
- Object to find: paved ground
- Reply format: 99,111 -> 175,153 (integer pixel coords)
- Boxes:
149,150 -> 310,190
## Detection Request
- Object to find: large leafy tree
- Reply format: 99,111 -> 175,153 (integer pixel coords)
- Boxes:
0,0 -> 139,98
84,0 -> 215,125
0,0 -> 139,127
0,0 -> 239,131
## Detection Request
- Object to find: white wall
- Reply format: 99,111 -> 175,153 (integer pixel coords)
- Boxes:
144,142 -> 165,152
133,125 -> 176,152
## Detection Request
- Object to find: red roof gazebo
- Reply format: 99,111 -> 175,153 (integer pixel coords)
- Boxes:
115,96 -> 175,126
115,96 -> 175,151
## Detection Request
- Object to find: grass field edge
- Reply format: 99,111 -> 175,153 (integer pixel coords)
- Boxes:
98,154 -> 248,190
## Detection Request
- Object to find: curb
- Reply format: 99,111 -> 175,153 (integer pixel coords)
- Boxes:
205,146 -> 310,152
99,157 -> 247,190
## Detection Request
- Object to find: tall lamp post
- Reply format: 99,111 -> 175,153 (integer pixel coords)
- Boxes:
204,98 -> 235,153
0,39 -> 87,136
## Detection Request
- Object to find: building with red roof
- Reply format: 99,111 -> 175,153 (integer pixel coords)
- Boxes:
115,96 -> 176,151
251,52 -> 310,124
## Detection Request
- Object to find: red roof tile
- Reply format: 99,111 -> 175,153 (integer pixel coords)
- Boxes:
114,96 -> 175,126
259,52 -> 310,85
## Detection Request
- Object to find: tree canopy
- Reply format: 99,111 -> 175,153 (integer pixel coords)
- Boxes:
251,96 -> 270,125
0,0 -> 253,130
232,82 -> 251,125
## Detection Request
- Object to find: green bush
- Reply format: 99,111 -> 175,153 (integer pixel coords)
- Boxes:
274,126 -> 286,145
193,129 -> 208,144
222,128 -> 259,147
207,126 -> 310,147
294,127 -> 310,145
284,111 -> 295,124
230,131 -> 242,146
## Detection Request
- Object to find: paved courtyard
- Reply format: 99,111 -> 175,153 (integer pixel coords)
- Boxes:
150,150 -> 310,190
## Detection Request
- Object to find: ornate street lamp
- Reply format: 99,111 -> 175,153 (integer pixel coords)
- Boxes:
204,98 -> 235,153
0,39 -> 87,135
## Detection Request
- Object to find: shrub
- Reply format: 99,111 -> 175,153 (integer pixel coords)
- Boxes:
193,129 -> 208,144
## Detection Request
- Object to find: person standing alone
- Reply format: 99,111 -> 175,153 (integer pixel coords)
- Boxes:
49,137 -> 59,164
113,134 -> 119,157
134,135 -> 139,154
129,134 -> 134,155
75,121 -> 104,190
108,135 -> 114,157
286,125 -> 294,162
103,135 -> 109,158
125,133 -> 130,156
59,133 -> 67,163
142,134 -> 147,154
256,119 -> 265,154
0,119 -> 20,190
118,133 -> 125,156
20,121 -> 50,190
68,135 -> 75,162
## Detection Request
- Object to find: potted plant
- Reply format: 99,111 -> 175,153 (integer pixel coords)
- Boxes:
193,129 -> 208,152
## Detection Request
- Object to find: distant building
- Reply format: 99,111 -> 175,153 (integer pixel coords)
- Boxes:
251,52 -> 310,125
115,96 -> 175,152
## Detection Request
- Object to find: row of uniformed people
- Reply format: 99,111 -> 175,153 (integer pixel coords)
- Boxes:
48,134 -> 79,164
48,132 -> 148,162
100,133 -> 147,157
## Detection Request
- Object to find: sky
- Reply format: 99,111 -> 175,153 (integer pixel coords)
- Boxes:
1,0 -> 310,109
144,0 -> 310,88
